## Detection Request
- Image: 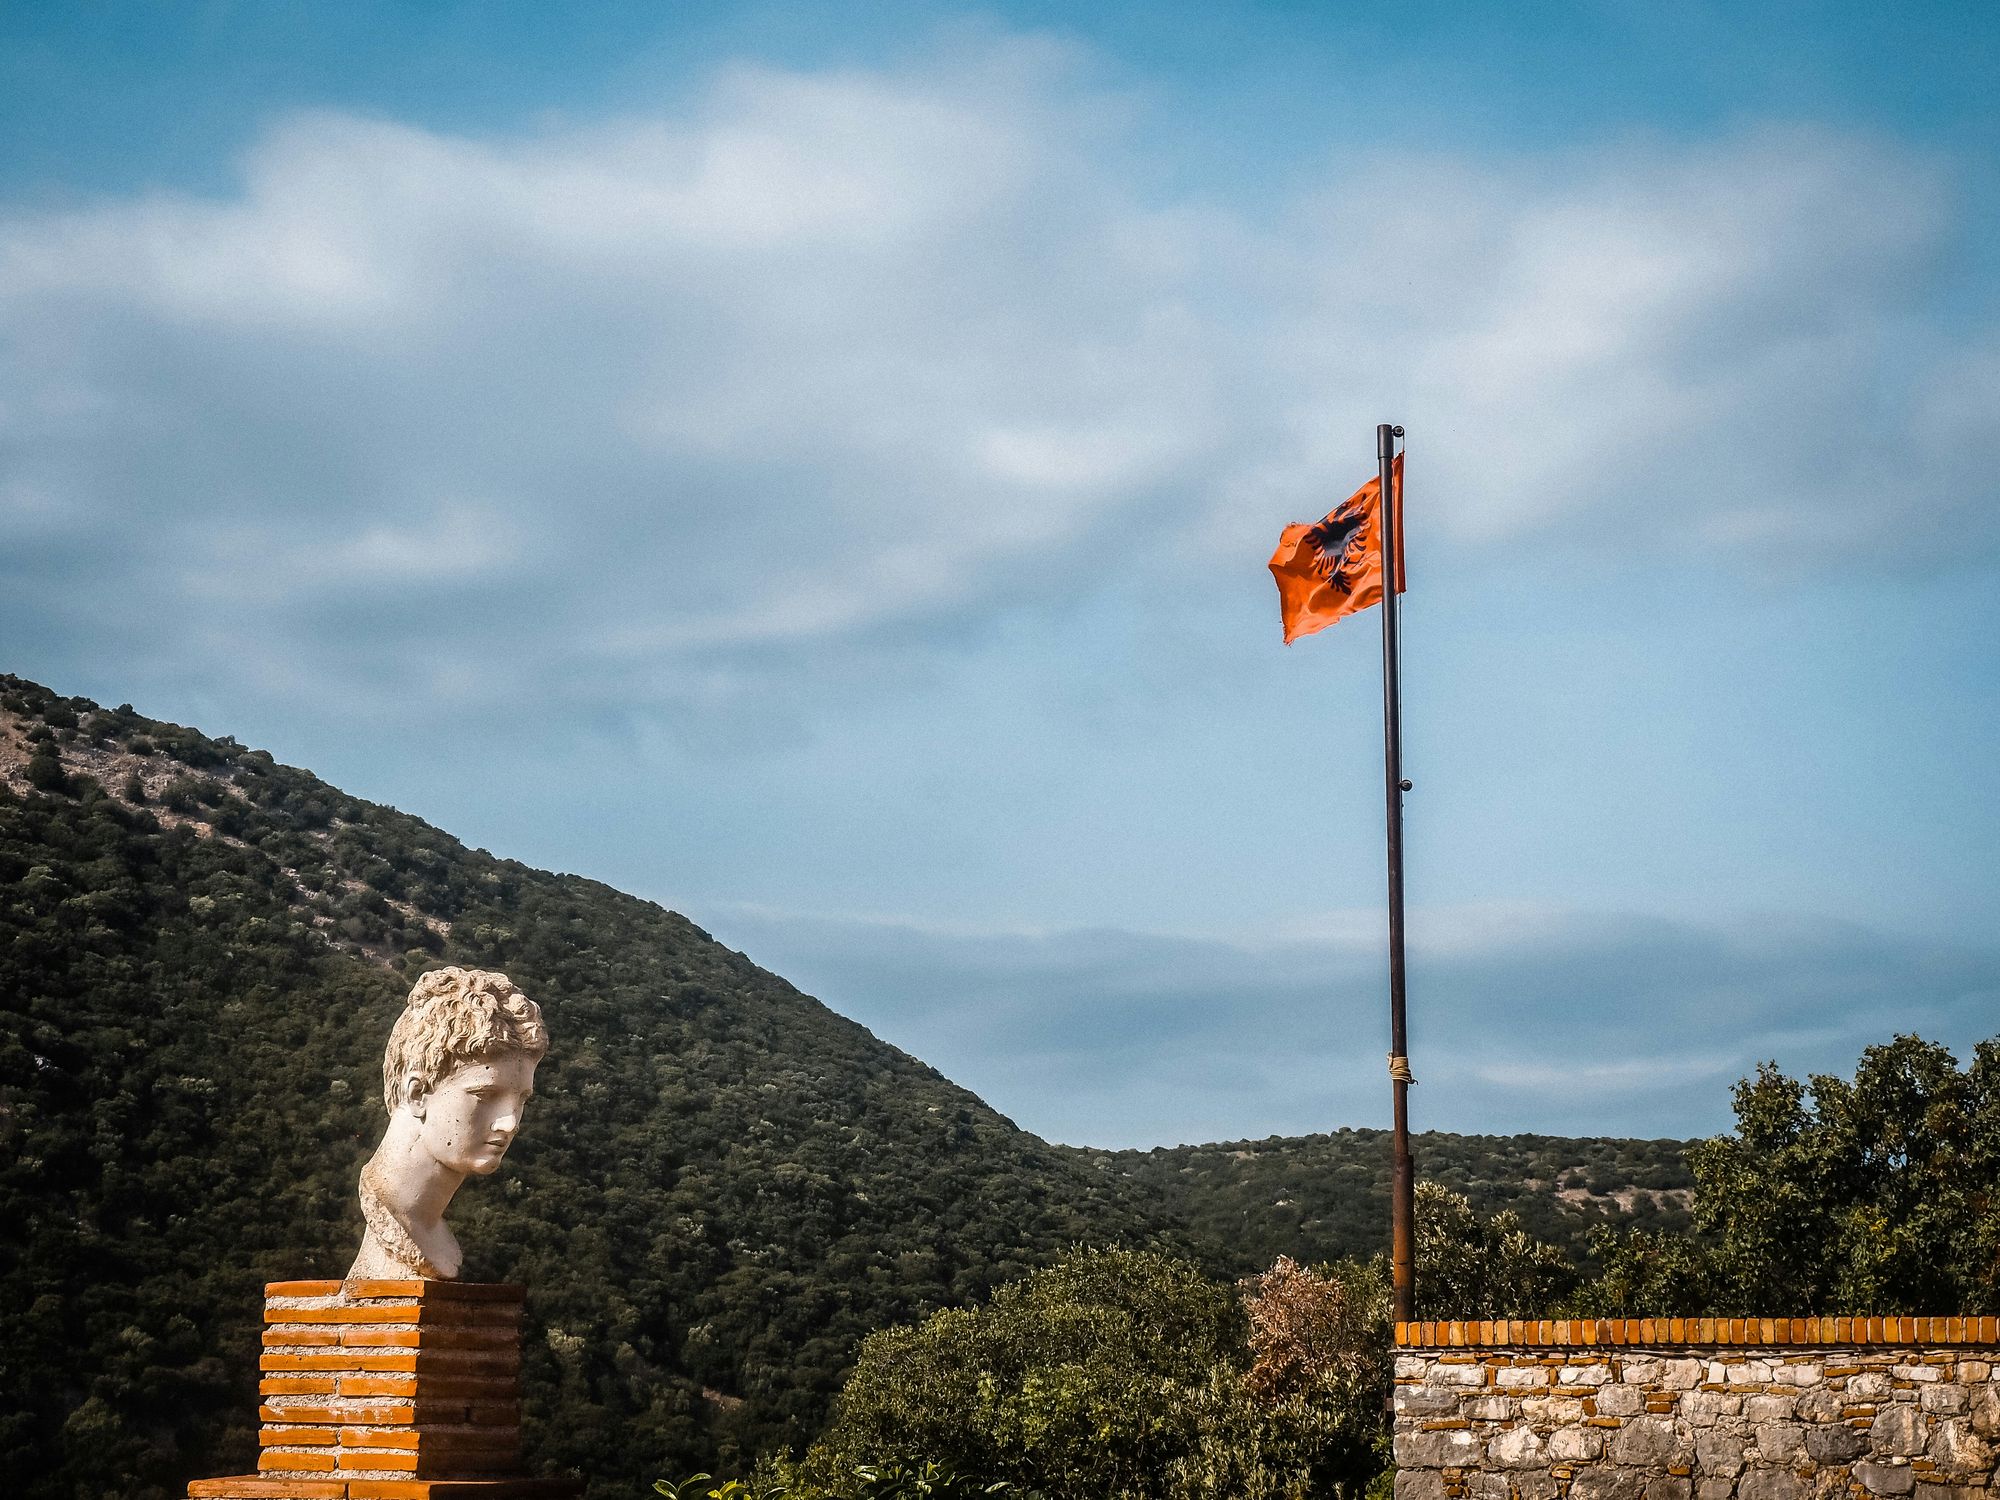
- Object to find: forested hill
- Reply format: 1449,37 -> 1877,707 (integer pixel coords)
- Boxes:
1087,1130 -> 1695,1276
0,673 -> 1693,1499
0,674 -> 1172,1498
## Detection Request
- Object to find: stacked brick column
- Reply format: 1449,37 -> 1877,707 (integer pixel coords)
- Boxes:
187,1279 -> 580,1499
256,1280 -> 523,1480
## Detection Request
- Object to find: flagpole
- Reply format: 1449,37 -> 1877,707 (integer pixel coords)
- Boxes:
1377,421 -> 1415,1326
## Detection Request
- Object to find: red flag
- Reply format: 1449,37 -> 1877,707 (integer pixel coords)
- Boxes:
1268,452 -> 1405,644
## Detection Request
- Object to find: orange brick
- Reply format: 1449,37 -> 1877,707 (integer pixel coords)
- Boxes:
267,1305 -> 421,1325
260,1404 -> 430,1426
339,1280 -> 428,1299
263,1354 -> 421,1373
260,1428 -> 339,1447
264,1329 -> 342,1347
265,1280 -> 346,1298
259,1451 -> 341,1472
341,1429 -> 423,1450
340,1449 -> 419,1472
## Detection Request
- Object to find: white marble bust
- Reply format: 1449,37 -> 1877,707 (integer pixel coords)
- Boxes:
347,967 -> 547,1281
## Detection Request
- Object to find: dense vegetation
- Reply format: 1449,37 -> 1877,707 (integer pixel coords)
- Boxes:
14,671 -> 1938,1500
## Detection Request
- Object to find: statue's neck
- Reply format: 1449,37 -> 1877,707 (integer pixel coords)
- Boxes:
362,1112 -> 466,1278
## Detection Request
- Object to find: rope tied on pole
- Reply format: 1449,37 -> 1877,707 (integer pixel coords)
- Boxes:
1387,1053 -> 1416,1085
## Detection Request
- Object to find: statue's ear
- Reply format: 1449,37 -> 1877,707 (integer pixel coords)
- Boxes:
403,1074 -> 430,1119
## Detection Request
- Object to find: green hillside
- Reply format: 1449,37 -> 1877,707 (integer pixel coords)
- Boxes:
0,673 -> 1695,1498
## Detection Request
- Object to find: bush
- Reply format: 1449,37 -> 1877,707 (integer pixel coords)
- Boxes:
794,1247 -> 1391,1500
24,750 -> 70,795
802,1247 -> 1237,1498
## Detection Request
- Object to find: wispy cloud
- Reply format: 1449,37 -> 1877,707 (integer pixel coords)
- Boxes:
702,900 -> 2000,1147
1,36 -> 1994,735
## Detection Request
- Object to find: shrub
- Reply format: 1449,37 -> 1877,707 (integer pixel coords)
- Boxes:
25,750 -> 70,795
797,1247 -> 1393,1500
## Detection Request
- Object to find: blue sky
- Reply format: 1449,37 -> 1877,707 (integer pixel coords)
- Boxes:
4,2 -> 1997,1147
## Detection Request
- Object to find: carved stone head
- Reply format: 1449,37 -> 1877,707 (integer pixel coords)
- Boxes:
384,968 -> 548,1136
349,967 -> 549,1281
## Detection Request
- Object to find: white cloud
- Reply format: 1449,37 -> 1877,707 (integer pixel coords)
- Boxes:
1,38 -> 1994,724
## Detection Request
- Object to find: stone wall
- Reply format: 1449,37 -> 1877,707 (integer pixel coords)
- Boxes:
1394,1320 -> 2000,1500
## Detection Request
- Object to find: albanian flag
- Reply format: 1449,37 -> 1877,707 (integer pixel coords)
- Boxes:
1268,452 -> 1405,644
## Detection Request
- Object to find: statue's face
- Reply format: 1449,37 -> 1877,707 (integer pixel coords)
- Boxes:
409,1050 -> 539,1177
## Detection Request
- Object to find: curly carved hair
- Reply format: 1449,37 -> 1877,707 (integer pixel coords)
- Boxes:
382,967 -> 548,1108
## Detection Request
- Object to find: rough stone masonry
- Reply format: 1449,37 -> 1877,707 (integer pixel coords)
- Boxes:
1394,1320 -> 2000,1500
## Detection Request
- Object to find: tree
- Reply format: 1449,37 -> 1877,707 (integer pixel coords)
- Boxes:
802,1248 -> 1241,1498
1414,1182 -> 1574,1317
1591,1035 -> 2000,1314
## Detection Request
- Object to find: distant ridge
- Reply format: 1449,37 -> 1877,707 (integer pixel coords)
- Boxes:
0,673 -> 1691,1499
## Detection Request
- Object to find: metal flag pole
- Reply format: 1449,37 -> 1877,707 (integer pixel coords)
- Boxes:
1377,421 -> 1416,1325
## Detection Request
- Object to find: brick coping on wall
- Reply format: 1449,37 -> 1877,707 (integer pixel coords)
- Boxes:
1395,1318 -> 2000,1349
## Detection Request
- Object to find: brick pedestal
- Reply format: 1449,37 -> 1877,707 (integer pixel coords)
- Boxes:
186,1279 -> 582,1500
